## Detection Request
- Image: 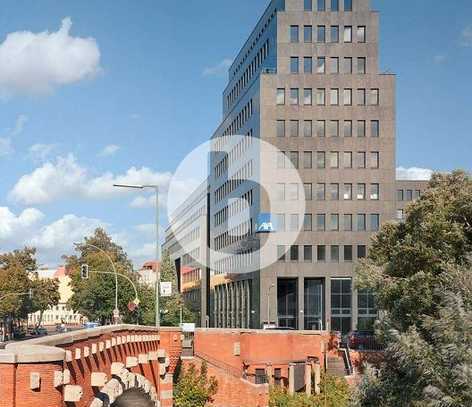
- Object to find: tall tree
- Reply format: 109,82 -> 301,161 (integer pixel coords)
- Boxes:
29,276 -> 60,328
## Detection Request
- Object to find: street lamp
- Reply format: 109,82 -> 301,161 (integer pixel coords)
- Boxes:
113,183 -> 160,329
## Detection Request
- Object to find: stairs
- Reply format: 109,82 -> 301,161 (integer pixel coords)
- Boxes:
326,356 -> 347,377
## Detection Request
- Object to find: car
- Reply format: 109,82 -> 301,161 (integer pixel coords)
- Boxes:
347,330 -> 377,350
30,327 -> 48,336
83,322 -> 100,329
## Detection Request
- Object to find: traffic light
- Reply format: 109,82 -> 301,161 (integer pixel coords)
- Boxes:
80,264 -> 89,279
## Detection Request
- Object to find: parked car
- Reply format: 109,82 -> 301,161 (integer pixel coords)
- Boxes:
30,327 -> 48,336
347,330 -> 378,350
83,322 -> 100,329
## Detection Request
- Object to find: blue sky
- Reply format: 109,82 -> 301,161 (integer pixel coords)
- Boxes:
0,0 -> 470,267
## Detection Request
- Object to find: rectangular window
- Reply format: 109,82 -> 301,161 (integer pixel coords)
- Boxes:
371,120 -> 380,137
290,57 -> 299,74
290,120 -> 299,137
344,245 -> 353,262
357,183 -> 366,200
289,214 -> 300,231
397,189 -> 404,201
303,151 -> 313,169
289,151 -> 299,168
343,26 -> 352,43
276,88 -> 285,105
358,245 -> 366,259
330,183 -> 339,200
330,57 -> 339,74
316,88 -> 326,105
370,184 -> 379,200
290,26 -> 299,43
276,183 -> 286,201
317,245 -> 326,262
330,26 -> 339,43
304,88 -> 313,105
407,190 -> 413,201
278,278 -> 298,328
357,120 -> 366,138
371,214 -> 380,231
344,214 -> 353,231
316,214 -> 326,231
288,183 -> 299,200
343,89 -> 352,106
316,120 -> 326,137
370,89 -> 380,105
316,152 -> 326,169
358,57 -> 366,74
304,57 -> 313,73
275,214 -> 286,231
414,190 -> 421,199
290,88 -> 299,105
331,0 -> 339,11
304,214 -> 313,231
358,289 -> 377,331
304,26 -> 313,43
317,26 -> 326,43
357,26 -> 366,43
344,57 -> 353,74
277,120 -> 285,137
344,0 -> 353,11
343,152 -> 352,168
277,151 -> 285,169
329,120 -> 339,137
317,57 -> 326,74
304,183 -> 313,200
277,245 -> 286,262
316,183 -> 326,200
357,88 -> 366,105
290,245 -> 299,261
370,152 -> 380,168
304,246 -> 313,262
343,183 -> 352,200
304,120 -> 313,138
330,245 -> 340,262
357,151 -> 366,169
330,214 -> 339,231
330,89 -> 339,106
357,214 -> 366,231
329,151 -> 339,168
342,122 -> 352,139
304,0 -> 313,11
318,0 -> 326,12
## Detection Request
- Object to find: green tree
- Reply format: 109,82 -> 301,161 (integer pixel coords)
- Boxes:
174,362 -> 218,407
354,171 -> 472,406
29,276 -> 60,328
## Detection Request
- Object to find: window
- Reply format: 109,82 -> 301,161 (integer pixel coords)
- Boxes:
288,183 -> 299,200
343,57 -> 353,74
331,26 -> 339,43
277,151 -> 285,169
276,183 -> 285,200
303,151 -> 313,168
330,57 -> 339,74
358,57 -> 366,74
276,88 -> 285,105
397,189 -> 404,201
316,152 -> 326,168
304,88 -> 313,105
358,289 -> 377,331
318,0 -> 326,11
289,151 -> 299,168
344,183 -> 352,200
344,214 -> 353,231
357,120 -> 366,138
331,0 -> 339,11
414,190 -> 421,200
371,120 -> 380,138
304,26 -> 313,42
289,214 -> 300,231
343,121 -> 353,138
370,184 -> 379,200
317,57 -> 326,73
329,120 -> 339,137
396,209 -> 404,220
316,214 -> 326,231
275,214 -> 286,231
290,88 -> 299,105
371,214 -> 380,231
304,183 -> 313,200
290,245 -> 299,261
330,183 -> 339,200
343,89 -> 352,106
316,120 -> 326,137
370,152 -> 380,168
290,26 -> 299,43
277,245 -> 286,261
406,190 -> 413,201
357,245 -> 366,259
344,245 -> 353,262
316,88 -> 326,105
316,183 -> 326,200
304,57 -> 313,73
344,0 -> 352,11
357,151 -> 366,169
304,214 -> 313,231
290,57 -> 299,73
304,246 -> 313,262
290,120 -> 299,137
317,245 -> 326,262
370,89 -> 380,105
357,26 -> 366,43
317,26 -> 326,43
304,0 -> 313,11
304,120 -> 313,138
357,214 -> 366,231
357,183 -> 366,200
343,152 -> 352,168
330,214 -> 339,231
330,245 -> 340,262
344,26 -> 352,42
357,88 -> 366,105
330,89 -> 339,106
277,120 -> 285,137
329,151 -> 339,168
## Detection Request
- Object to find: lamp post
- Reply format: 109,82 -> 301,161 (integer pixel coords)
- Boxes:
114,184 -> 160,329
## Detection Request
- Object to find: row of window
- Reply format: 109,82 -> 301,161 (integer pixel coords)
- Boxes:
214,130 -> 254,178
290,24 -> 365,44
182,247 -> 200,266
214,189 -> 254,226
278,151 -> 380,170
214,160 -> 253,203
214,218 -> 254,250
182,268 -> 202,284
277,87 -> 379,106
276,182 -> 380,202
276,119 -> 379,138
290,56 -> 366,74
397,189 -> 422,201
278,243 -> 366,263
304,0 -> 353,13
179,226 -> 201,246
213,250 -> 255,275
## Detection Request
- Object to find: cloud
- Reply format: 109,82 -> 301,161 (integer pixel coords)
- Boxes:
10,154 -> 173,206
98,144 -> 120,157
0,137 -> 13,157
0,18 -> 101,97
11,114 -> 28,136
461,26 -> 472,47
28,143 -> 57,162
433,55 -> 446,64
0,114 -> 29,156
0,207 -> 44,241
203,58 -> 233,77
396,167 -> 434,181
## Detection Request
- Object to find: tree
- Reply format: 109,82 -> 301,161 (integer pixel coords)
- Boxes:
174,362 -> 218,407
29,276 -> 60,328
354,171 -> 472,406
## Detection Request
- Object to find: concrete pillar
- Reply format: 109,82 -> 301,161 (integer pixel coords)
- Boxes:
288,363 -> 295,395
305,362 -> 312,395
266,364 -> 274,386
314,363 -> 321,395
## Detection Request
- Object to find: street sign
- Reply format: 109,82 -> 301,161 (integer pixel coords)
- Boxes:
160,282 -> 172,297
181,323 -> 195,333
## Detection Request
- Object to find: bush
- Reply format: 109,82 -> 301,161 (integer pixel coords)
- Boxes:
174,362 -> 218,407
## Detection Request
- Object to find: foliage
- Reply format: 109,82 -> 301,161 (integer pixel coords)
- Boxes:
29,276 -> 60,327
269,375 -> 351,407
354,171 -> 472,406
174,362 -> 218,407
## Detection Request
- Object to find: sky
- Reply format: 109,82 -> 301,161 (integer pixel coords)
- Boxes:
0,0 -> 470,268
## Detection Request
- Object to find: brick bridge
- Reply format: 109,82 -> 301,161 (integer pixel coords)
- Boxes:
0,325 -> 350,407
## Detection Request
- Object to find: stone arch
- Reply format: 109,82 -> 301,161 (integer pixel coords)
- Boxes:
89,363 -> 158,407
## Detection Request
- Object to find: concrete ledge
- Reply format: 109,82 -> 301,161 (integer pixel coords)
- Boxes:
0,345 -> 65,364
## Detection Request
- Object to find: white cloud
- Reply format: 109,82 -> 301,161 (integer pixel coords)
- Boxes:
98,144 -> 120,157
28,143 -> 57,162
11,114 -> 28,136
0,207 -> 44,240
0,18 -> 101,97
0,114 -> 29,157
433,55 -> 446,64
0,137 -> 13,157
461,26 -> 472,47
203,58 -> 233,77
396,167 -> 434,181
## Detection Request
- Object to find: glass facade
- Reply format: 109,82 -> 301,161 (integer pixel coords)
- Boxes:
278,279 -> 298,329
304,279 -> 324,330
331,278 -> 352,334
